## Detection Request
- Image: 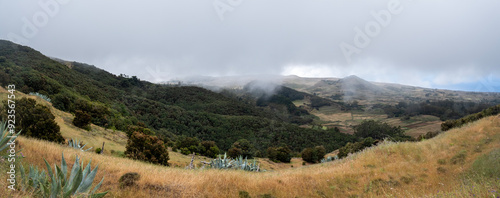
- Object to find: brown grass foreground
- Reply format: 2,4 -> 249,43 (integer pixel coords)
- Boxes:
1,116 -> 499,197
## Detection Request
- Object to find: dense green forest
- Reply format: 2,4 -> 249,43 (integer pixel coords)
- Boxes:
378,100 -> 495,121
0,40 -> 355,154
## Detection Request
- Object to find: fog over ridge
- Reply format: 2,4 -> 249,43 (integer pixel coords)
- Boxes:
0,0 -> 499,92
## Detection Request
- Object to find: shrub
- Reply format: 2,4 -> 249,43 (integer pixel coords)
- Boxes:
338,137 -> 375,159
267,146 -> 292,163
180,147 -> 191,155
125,131 -> 169,166
73,110 -> 92,130
301,146 -> 326,163
126,124 -> 154,138
6,98 -> 64,143
442,104 -> 500,131
228,147 -> 242,158
173,136 -> 200,155
417,131 -> 440,141
354,120 -> 411,141
95,148 -> 102,154
119,172 -> 141,189
239,191 -> 251,198
52,92 -> 76,111
200,141 -> 220,158
267,147 -> 278,162
73,99 -> 110,127
228,139 -> 255,159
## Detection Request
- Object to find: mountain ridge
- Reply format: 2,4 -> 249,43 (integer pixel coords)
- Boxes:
0,39 -> 354,153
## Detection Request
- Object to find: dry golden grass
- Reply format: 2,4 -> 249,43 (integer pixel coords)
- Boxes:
2,114 -> 499,197
0,87 -> 128,153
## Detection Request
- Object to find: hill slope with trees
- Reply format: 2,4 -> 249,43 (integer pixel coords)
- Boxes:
0,40 -> 354,154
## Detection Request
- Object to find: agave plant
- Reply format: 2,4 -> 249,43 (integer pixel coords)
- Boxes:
208,153 -> 234,169
20,164 -> 49,193
232,155 -> 261,171
0,120 -> 20,152
205,153 -> 262,172
29,92 -> 52,102
39,153 -> 108,198
68,138 -> 93,152
320,155 -> 338,163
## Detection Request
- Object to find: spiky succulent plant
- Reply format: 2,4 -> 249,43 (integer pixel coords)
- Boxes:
39,153 -> 108,198
206,153 -> 262,172
68,138 -> 93,152
233,156 -> 260,171
320,155 -> 338,163
29,92 -> 52,102
0,120 -> 20,152
20,164 -> 49,193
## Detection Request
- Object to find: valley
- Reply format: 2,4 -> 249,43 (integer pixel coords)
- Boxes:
1,40 -> 499,197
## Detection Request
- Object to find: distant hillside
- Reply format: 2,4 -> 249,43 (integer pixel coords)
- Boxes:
282,75 -> 500,105
0,40 -> 354,153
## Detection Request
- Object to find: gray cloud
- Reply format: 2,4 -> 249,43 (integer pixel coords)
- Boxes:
1,0 -> 499,90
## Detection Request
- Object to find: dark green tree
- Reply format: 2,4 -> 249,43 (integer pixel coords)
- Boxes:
228,147 -> 242,158
73,110 -> 91,130
126,123 -> 154,138
354,120 -> 410,141
173,136 -> 200,155
268,145 -> 292,163
301,146 -> 326,163
200,141 -> 220,158
301,148 -> 314,163
125,131 -> 169,166
9,98 -> 64,143
52,92 -> 76,111
228,139 -> 255,158
338,137 -> 376,159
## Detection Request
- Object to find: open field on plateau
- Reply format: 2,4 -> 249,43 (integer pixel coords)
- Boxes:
308,104 -> 442,137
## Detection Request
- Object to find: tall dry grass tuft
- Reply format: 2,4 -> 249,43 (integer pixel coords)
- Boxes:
1,116 -> 499,197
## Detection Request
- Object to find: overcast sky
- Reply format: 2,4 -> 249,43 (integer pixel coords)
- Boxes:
1,0 -> 499,92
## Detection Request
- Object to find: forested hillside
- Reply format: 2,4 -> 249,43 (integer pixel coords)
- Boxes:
0,40 -> 354,153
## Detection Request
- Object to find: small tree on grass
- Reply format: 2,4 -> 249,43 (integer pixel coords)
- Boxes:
200,141 -> 220,158
73,110 -> 91,130
267,145 -> 292,163
228,139 -> 255,159
7,98 -> 64,143
125,131 -> 169,166
301,146 -> 326,163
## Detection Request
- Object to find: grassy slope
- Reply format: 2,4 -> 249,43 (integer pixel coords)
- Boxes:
2,113 -> 499,197
0,86 -> 127,154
